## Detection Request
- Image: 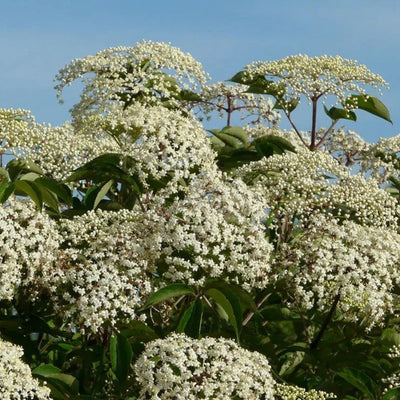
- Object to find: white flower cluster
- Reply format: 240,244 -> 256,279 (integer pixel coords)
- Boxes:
323,128 -> 370,167
79,103 -> 218,188
361,134 -> 400,183
245,55 -> 388,109
0,338 -> 51,399
41,209 -> 158,333
152,173 -> 273,290
133,333 -> 275,399
238,149 -> 399,228
0,108 -> 117,180
275,384 -> 335,400
55,40 -> 209,122
0,198 -> 59,301
198,82 -> 280,125
274,213 -> 400,326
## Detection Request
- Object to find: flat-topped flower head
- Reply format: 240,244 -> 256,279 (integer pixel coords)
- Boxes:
274,213 -> 400,327
0,108 -> 117,180
0,338 -> 51,399
55,40 -> 209,122
42,209 -> 158,333
245,54 -> 388,109
0,198 -> 59,302
151,173 -> 273,290
134,334 -> 275,399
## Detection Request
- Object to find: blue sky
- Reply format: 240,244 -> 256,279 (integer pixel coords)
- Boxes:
1,0 -> 400,142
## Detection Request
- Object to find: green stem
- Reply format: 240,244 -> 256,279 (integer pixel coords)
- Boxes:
310,292 -> 340,350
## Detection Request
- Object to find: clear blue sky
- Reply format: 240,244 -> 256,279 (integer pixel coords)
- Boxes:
1,0 -> 399,142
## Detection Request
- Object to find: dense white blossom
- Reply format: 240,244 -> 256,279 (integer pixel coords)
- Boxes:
361,134 -> 400,183
0,108 -> 117,180
275,384 -> 335,400
274,213 -> 400,326
41,209 -> 158,333
55,40 -> 209,122
134,334 -> 275,399
0,338 -> 51,399
151,173 -> 273,290
244,55 -> 388,110
238,149 -> 399,229
0,198 -> 59,301
78,103 -> 218,188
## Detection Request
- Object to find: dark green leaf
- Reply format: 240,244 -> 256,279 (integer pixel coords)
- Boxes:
383,388 -> 400,399
6,159 -> 44,181
144,284 -> 196,308
253,135 -> 296,158
221,126 -> 250,146
184,299 -> 204,338
336,368 -> 378,400
206,288 -> 241,341
345,94 -> 392,123
110,333 -> 133,383
324,105 -> 357,121
209,131 -> 239,148
177,302 -> 195,333
14,180 -> 43,209
36,177 -> 73,205
228,71 -> 254,85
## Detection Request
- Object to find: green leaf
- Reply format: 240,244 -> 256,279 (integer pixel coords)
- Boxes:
274,97 -> 300,112
221,126 -> 250,146
0,179 -> 8,202
279,351 -> 305,376
93,179 -> 113,209
383,388 -> 400,399
336,368 -> 378,400
120,320 -> 158,343
345,94 -> 392,123
6,158 -> 44,181
33,365 -> 79,399
184,299 -> 204,338
246,78 -> 286,98
380,328 -> 400,351
228,71 -> 254,85
205,280 -> 257,313
209,130 -> 239,148
110,333 -> 133,383
14,180 -> 43,209
206,288 -> 241,341
253,135 -> 296,157
324,105 -> 357,121
177,302 -> 195,333
144,284 -> 196,308
36,177 -> 73,205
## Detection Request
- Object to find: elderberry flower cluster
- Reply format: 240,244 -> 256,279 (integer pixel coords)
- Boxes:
42,209 -> 158,333
244,55 -> 388,110
133,334 -> 275,399
238,149 -> 399,228
0,338 -> 51,399
152,173 -> 272,290
79,103 -> 218,188
0,108 -> 117,179
0,198 -> 59,301
274,213 -> 400,326
361,134 -> 400,183
275,384 -> 335,400
55,40 -> 209,122
323,128 -> 370,167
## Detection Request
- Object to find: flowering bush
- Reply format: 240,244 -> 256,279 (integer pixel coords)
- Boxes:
0,41 -> 400,399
